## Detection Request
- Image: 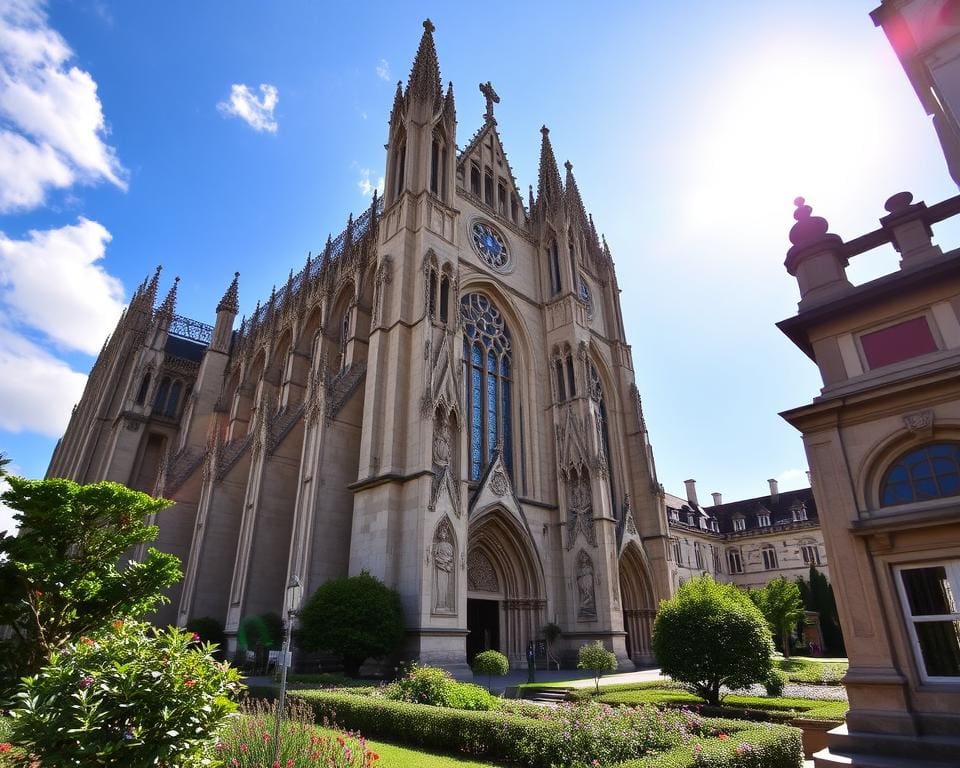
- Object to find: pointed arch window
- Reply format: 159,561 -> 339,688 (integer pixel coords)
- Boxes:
590,362 -> 616,509
135,372 -> 151,405
338,309 -> 351,371
880,442 -> 960,506
470,164 -> 481,196
461,293 -> 513,480
548,239 -> 562,296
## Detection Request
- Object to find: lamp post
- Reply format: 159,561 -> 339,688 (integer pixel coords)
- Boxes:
273,575 -> 303,764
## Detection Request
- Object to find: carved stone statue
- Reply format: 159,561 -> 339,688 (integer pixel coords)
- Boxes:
433,520 -> 455,613
576,550 -> 597,620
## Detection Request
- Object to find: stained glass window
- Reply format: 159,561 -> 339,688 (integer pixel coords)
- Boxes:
461,293 -> 513,480
880,443 -> 960,506
471,222 -> 509,270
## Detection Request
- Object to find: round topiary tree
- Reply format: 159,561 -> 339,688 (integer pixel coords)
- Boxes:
296,570 -> 404,677
472,649 -> 509,691
652,575 -> 773,705
577,641 -> 618,694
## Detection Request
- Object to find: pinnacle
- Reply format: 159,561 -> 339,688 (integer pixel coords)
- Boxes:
537,124 -> 563,208
406,18 -> 442,103
158,276 -> 180,318
216,272 -> 240,314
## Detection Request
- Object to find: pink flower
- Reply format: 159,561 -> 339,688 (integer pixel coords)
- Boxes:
183,679 -> 196,687
0,743 -> 12,753
191,633 -> 201,642
79,676 -> 94,688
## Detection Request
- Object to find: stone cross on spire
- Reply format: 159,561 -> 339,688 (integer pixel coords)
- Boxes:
479,81 -> 500,123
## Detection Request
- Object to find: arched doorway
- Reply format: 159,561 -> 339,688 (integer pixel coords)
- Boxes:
466,508 -> 545,665
620,542 -> 656,665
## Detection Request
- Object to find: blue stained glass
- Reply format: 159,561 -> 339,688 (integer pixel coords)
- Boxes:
500,356 -> 510,377
487,372 -> 497,462
880,442 -> 960,506
502,379 -> 512,474
487,349 -> 496,373
472,343 -> 482,365
471,366 -> 482,480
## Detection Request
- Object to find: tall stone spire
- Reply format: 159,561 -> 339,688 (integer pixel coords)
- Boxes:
390,80 -> 404,124
406,19 -> 442,103
216,272 -> 240,314
537,126 -> 563,210
443,80 -> 456,124
157,276 -> 179,319
144,265 -> 162,307
564,160 -> 588,226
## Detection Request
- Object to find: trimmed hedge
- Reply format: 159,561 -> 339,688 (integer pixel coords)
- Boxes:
290,689 -> 559,767
290,690 -> 803,768
621,718 -> 803,768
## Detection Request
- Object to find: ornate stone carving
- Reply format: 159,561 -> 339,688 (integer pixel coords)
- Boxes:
903,409 -> 934,436
432,517 -> 456,615
490,467 -> 508,496
566,470 -> 596,549
467,549 -> 499,592
429,409 -> 461,516
433,417 -> 451,466
576,549 -> 597,620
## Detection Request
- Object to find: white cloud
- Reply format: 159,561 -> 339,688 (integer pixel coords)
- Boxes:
776,468 -> 810,490
0,218 -> 125,354
217,83 -> 279,133
375,59 -> 390,81
357,167 -> 383,197
0,0 -> 127,212
0,321 -> 87,437
0,463 -> 21,536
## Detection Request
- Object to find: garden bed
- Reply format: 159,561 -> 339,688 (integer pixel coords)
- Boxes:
290,689 -> 802,768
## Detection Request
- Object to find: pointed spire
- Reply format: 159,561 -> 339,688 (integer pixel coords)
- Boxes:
369,188 -> 379,227
216,272 -> 240,314
158,276 -> 180,319
390,80 -> 404,123
528,184 -> 535,213
406,19 -> 442,103
537,126 -> 563,209
443,80 -> 456,124
564,160 -> 588,225
588,213 -> 600,250
321,234 -> 333,270
144,265 -> 162,307
344,212 -> 354,252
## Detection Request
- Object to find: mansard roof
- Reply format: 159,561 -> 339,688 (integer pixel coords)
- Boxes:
666,486 -> 819,537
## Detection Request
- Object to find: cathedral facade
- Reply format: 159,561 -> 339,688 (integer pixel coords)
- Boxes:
48,21 -> 671,670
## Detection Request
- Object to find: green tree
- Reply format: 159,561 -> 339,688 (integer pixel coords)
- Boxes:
296,571 -> 404,677
577,641 -> 618,694
797,566 -> 845,656
750,577 -> 805,657
0,478 -> 181,692
652,575 -> 773,705
472,649 -> 509,691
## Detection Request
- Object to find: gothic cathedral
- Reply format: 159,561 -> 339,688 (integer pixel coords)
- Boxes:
48,21 -> 671,670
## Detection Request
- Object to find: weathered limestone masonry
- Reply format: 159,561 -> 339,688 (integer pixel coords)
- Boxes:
779,192 -> 960,767
47,20 -> 670,671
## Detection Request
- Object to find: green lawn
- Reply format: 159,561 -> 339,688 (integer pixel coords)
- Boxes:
317,730 -> 504,768
775,657 -> 847,685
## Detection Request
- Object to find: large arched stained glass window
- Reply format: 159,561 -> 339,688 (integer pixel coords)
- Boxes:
461,293 -> 513,481
880,442 -> 960,506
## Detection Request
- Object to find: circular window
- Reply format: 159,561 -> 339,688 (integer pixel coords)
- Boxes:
471,221 -> 510,270
578,274 -> 594,316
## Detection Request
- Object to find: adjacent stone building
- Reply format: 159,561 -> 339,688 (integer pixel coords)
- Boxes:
779,191 -> 960,765
47,21 -> 670,670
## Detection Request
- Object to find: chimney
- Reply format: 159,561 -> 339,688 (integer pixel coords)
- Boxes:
711,492 -> 722,507
768,478 -> 779,503
684,479 -> 699,506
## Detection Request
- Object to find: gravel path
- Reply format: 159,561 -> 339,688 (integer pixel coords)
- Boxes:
729,682 -> 848,701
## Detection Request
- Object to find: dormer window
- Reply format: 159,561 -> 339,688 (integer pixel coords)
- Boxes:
669,509 -> 679,522
733,516 -> 746,532
792,502 -> 808,522
757,513 -> 771,527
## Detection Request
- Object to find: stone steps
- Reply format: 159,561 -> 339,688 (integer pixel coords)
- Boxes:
814,724 -> 960,768
521,685 -> 574,704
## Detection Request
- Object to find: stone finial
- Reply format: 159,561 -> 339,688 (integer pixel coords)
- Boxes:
479,80 -> 499,123
537,125 -> 563,208
879,190 -> 941,265
216,272 -> 240,314
789,197 -> 831,248
884,191 -> 914,214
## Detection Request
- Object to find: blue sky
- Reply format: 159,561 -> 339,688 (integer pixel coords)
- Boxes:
1,0 -> 958,533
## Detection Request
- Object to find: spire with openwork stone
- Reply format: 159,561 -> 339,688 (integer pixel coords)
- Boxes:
406,19 -> 442,103
157,276 -> 179,320
537,126 -> 563,211
216,272 -> 240,314
564,160 -> 589,227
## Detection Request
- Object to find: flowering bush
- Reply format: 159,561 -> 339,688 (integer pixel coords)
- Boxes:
383,664 -> 497,711
217,697 -> 378,767
10,620 -> 241,767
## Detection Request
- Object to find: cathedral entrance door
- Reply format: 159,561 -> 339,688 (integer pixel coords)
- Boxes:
466,598 -> 500,664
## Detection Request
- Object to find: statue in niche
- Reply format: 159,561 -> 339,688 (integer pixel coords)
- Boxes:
576,550 -> 597,620
433,520 -> 455,614
433,415 -> 451,467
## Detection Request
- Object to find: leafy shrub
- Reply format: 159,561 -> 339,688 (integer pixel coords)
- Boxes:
383,664 -> 496,711
764,669 -> 788,697
185,616 -> 225,653
217,696 -> 378,767
577,640 -> 617,693
653,575 -> 774,705
287,672 -> 374,688
472,649 -> 509,690
297,571 -> 404,677
10,620 -> 241,767
238,611 -> 284,651
749,578 -> 805,658
291,690 -> 724,768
